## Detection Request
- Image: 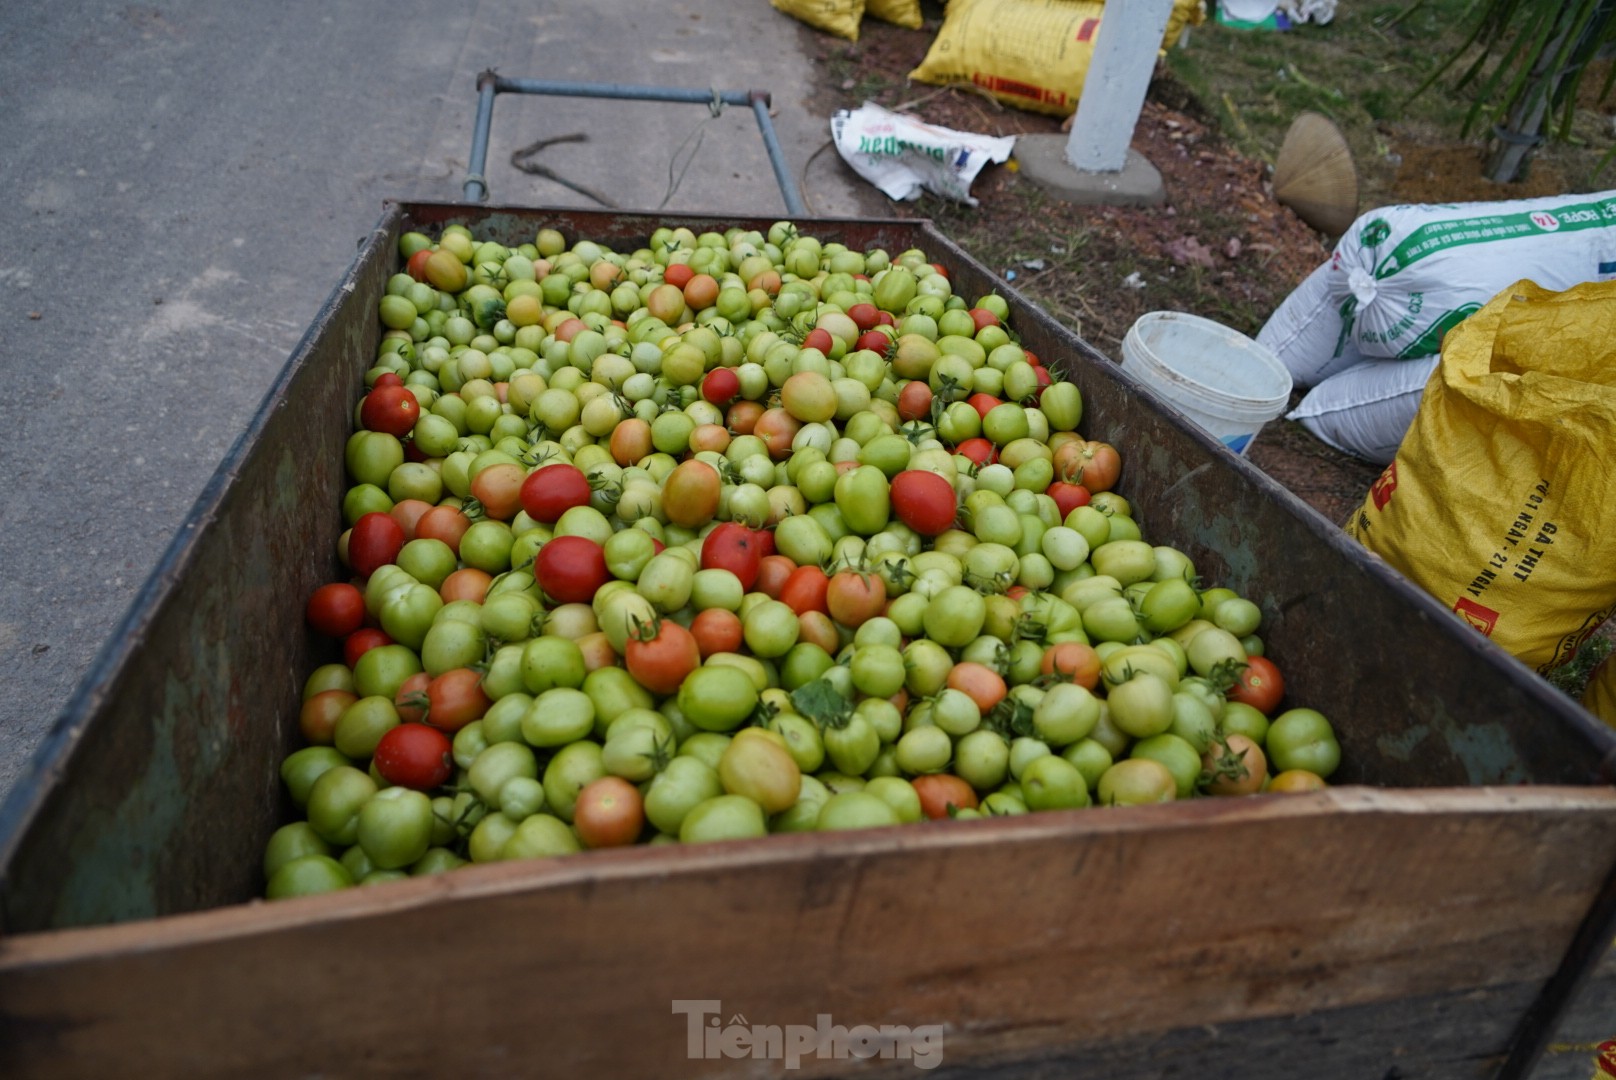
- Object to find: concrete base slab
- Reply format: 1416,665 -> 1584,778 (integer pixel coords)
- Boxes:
1014,134 -> 1166,207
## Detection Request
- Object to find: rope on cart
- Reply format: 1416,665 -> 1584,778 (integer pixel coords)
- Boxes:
509,133 -> 618,208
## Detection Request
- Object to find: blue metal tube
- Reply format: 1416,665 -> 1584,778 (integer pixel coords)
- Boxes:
464,72 -> 499,202
749,92 -> 806,217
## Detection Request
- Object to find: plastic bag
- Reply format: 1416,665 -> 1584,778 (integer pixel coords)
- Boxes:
1347,279 -> 1616,674
908,0 -> 1205,117
831,102 -> 1016,206
1329,191 -> 1616,360
772,0 -> 864,41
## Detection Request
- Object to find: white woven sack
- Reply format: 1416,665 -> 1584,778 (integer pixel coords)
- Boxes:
1287,354 -> 1441,465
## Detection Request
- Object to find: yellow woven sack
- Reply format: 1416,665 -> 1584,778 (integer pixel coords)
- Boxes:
1584,653 -> 1616,728
868,0 -> 923,29
773,0 -> 864,41
909,0 -> 1203,116
1347,279 -> 1616,674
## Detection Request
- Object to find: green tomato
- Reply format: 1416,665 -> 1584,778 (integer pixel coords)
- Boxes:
357,786 -> 435,870
306,765 -> 378,847
680,794 -> 768,842
266,854 -> 353,900
1265,708 -> 1342,779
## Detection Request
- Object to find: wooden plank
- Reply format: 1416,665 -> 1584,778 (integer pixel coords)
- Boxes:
3,787 -> 1614,1078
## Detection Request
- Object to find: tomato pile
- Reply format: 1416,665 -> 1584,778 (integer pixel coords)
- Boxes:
264,220 -> 1345,898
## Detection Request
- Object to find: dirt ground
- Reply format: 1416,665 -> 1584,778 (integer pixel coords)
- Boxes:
797,14 -> 1587,528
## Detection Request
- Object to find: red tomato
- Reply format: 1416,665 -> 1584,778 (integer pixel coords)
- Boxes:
801,327 -> 835,355
415,505 -> 471,556
753,554 -> 796,600
967,393 -> 1003,421
424,668 -> 491,733
1046,480 -> 1092,519
779,565 -> 831,616
946,661 -> 1007,715
373,371 -> 405,389
1228,655 -> 1285,715
826,570 -> 887,628
306,582 -> 365,638
855,329 -> 892,354
753,528 -> 776,560
701,367 -> 741,407
956,437 -> 997,467
360,385 -> 420,439
928,263 -> 950,279
535,535 -> 610,605
520,463 -> 592,524
967,307 -> 1000,332
690,608 -> 745,658
897,380 -> 933,423
343,627 -> 393,669
701,522 -> 764,592
389,498 -> 433,541
349,512 -> 405,578
846,302 -> 880,331
573,776 -> 645,848
404,249 -> 435,283
624,619 -> 702,696
393,671 -> 432,724
889,470 -> 958,536
663,263 -> 695,289
912,773 -> 978,819
373,723 -> 453,790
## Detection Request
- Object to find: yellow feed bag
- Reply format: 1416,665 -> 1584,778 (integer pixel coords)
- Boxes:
909,0 -> 1204,117
1348,279 -> 1616,675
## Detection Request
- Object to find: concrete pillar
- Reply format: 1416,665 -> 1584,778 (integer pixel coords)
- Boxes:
1015,0 -> 1171,206
1067,0 -> 1177,172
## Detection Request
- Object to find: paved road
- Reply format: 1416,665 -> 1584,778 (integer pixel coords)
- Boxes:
0,0 -> 887,804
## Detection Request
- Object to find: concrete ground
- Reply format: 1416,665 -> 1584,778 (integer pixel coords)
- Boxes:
0,0 -> 891,806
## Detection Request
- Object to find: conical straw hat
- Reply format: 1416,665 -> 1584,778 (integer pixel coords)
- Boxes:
1273,111 -> 1359,236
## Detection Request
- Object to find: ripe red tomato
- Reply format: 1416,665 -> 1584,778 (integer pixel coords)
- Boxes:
956,437 -> 997,467
373,723 -> 453,790
701,367 -> 741,407
343,627 -> 393,669
779,564 -> 831,616
754,554 -> 796,599
520,463 -> 592,524
846,302 -> 880,331
690,608 -> 745,658
890,470 -> 958,536
404,249 -> 435,283
624,619 -> 702,696
1046,480 -> 1092,519
1228,655 -> 1285,715
967,307 -> 1000,332
349,512 -> 405,578
306,582 -> 365,638
967,393 -> 1002,421
701,522 -> 764,592
535,535 -> 610,604
424,668 -> 491,732
912,773 -> 978,819
360,385 -> 421,438
663,262 -> 695,289
855,329 -> 892,354
801,327 -> 835,355
373,371 -> 405,389
897,380 -> 933,423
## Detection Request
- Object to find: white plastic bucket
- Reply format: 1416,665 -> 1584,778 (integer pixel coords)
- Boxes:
1121,311 -> 1294,454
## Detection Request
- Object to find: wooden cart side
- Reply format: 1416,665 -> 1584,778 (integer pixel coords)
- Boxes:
4,787 -> 1615,1079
